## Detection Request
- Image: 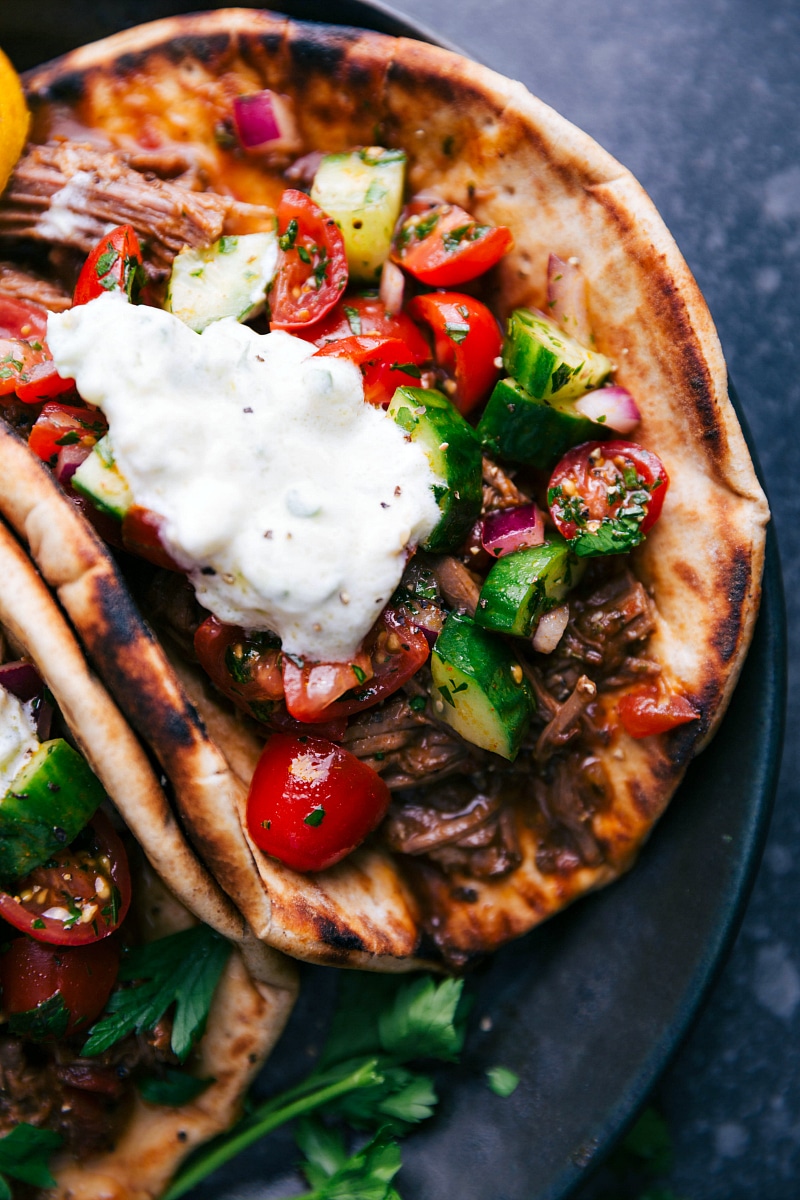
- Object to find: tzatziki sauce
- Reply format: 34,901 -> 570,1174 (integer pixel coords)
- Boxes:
0,685 -> 39,794
47,294 -> 442,662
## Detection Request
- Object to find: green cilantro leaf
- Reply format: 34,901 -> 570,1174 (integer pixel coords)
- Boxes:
8,991 -> 70,1041
138,1069 -> 215,1106
485,1066 -> 520,1097
378,975 -> 466,1062
0,1125 -> 63,1190
82,925 -> 231,1061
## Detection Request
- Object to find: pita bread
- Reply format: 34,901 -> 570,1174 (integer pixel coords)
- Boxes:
0,523 -> 298,1193
0,10 -> 769,967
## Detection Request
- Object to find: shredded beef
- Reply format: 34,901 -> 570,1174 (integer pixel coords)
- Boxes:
383,779 -> 521,879
430,556 -> 481,616
533,753 -> 609,872
345,697 -> 481,788
0,142 -> 233,279
0,264 -> 71,312
481,455 -> 530,512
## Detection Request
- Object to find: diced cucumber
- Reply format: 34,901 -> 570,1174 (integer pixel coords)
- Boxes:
72,435 -> 133,521
475,536 -> 585,637
311,148 -> 406,282
431,613 -> 534,760
477,376 -> 603,471
504,308 -> 611,402
0,739 -> 106,879
166,232 -> 278,333
387,385 -> 482,553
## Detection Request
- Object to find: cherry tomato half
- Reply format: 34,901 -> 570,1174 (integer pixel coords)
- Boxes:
194,615 -> 285,712
407,292 -> 502,414
246,732 -> 390,872
269,190 -> 348,330
282,605 -> 430,723
0,298 -> 75,404
73,224 -> 144,306
313,335 -> 424,407
617,685 -> 699,739
0,811 -> 131,945
28,402 -> 107,466
392,196 -> 513,287
0,934 -> 120,1037
0,297 -> 48,342
547,440 -> 669,555
121,505 -> 182,572
303,293 -> 431,361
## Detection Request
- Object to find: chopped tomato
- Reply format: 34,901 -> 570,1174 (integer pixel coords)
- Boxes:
73,224 -> 144,306
547,440 -> 669,555
282,605 -> 430,723
407,292 -> 502,413
282,650 -> 374,722
618,685 -> 699,738
28,402 -> 107,466
269,190 -> 348,330
246,732 -> 390,872
194,615 -> 285,714
0,298 -> 75,404
392,196 -> 513,286
303,293 -> 430,361
121,505 -> 182,572
313,335 -> 424,407
0,811 -> 131,945
0,934 -> 120,1037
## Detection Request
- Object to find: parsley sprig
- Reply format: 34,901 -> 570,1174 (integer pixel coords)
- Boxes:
0,1125 -> 62,1198
161,972 -> 468,1200
82,925 -> 231,1061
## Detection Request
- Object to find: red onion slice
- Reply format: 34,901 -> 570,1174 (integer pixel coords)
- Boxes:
532,603 -> 570,654
0,660 -> 43,702
573,385 -> 641,434
481,503 -> 544,559
55,442 -> 93,487
233,91 -> 301,154
547,253 -> 592,347
379,258 -> 405,315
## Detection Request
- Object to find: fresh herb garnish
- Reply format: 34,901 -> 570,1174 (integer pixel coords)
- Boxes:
82,925 -> 231,1061
409,695 -> 427,713
95,247 -> 118,277
280,219 -> 299,252
344,305 -> 362,335
391,362 -> 421,378
485,1066 -> 519,1097
351,664 -> 367,684
304,806 -> 326,827
161,973 -> 467,1200
8,992 -> 70,1041
0,1125 -> 63,1195
138,1069 -> 215,1106
54,430 -> 80,446
570,514 -> 644,557
444,321 -> 470,344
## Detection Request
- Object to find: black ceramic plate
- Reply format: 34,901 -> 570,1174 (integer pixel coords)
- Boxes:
1,4 -> 786,1198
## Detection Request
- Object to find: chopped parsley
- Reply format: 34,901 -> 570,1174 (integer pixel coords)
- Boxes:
343,305 -> 362,335
444,320 -> 470,344
138,1069 -> 214,1106
8,991 -> 70,1041
304,806 -> 326,827
279,219 -> 299,252
485,1066 -> 520,1097
442,222 -> 490,253
0,1125 -> 63,1195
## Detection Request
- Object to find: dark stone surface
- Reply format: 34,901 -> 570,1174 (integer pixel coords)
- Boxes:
388,0 -> 797,1196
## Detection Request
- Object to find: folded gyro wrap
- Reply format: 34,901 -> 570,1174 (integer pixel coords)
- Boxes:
0,9 -> 768,969
0,520 -> 297,1196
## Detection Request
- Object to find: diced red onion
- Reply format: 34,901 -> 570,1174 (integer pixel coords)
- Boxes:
409,604 -> 446,647
55,442 -> 92,486
532,603 -> 570,654
481,503 -> 544,559
233,91 -> 300,153
379,259 -> 405,315
574,385 -> 641,434
547,253 -> 592,347
0,660 -> 43,702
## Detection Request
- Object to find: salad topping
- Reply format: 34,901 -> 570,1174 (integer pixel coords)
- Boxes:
47,295 -> 442,661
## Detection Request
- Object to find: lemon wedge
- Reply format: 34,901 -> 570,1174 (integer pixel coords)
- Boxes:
0,47 -> 29,194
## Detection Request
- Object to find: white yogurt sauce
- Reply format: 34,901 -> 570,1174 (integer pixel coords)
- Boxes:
0,686 -> 38,794
48,294 -> 442,662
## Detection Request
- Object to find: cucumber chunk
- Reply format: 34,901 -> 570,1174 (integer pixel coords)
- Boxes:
504,308 -> 611,402
0,739 -> 107,879
311,148 -> 406,282
166,232 -> 278,333
72,435 -> 133,521
431,613 -> 534,760
477,377 -> 603,471
475,536 -> 585,637
387,385 -> 482,553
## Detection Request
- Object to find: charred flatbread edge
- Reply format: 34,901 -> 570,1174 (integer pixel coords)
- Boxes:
0,8 -> 770,967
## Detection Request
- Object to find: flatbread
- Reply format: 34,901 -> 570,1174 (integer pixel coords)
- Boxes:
0,10 -> 769,967
0,511 -> 298,1193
